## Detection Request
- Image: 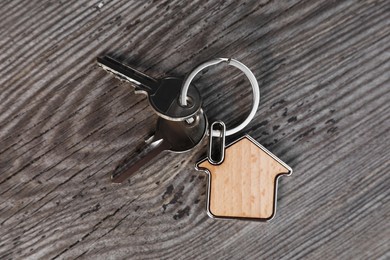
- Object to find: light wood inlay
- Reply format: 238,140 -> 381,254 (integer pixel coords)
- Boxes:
197,136 -> 291,219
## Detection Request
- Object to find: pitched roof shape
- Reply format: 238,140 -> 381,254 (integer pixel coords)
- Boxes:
196,135 -> 292,220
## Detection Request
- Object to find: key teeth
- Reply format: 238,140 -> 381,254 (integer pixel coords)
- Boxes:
97,55 -> 159,91
145,134 -> 156,144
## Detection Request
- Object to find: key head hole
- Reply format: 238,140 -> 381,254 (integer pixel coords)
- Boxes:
184,114 -> 199,127
179,96 -> 194,108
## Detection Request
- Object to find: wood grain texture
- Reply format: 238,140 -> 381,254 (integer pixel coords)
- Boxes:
0,0 -> 389,259
197,135 -> 291,220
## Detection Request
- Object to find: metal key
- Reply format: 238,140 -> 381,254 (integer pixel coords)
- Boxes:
97,56 -> 202,121
111,110 -> 208,183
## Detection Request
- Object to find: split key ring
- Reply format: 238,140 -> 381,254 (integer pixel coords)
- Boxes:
179,58 -> 260,136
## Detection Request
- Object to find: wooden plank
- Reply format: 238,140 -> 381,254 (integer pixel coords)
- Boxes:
0,0 -> 389,259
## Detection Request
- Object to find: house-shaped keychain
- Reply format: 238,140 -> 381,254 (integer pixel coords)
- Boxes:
196,135 -> 292,221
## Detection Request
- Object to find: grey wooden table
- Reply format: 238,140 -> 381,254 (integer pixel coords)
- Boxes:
0,0 -> 389,259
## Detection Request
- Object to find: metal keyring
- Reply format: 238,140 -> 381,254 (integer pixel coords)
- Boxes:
179,58 -> 260,136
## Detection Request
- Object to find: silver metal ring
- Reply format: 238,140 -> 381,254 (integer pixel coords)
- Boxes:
179,58 -> 260,136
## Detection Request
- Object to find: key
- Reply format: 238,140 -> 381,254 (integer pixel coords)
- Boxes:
97,56 -> 202,121
111,110 -> 208,183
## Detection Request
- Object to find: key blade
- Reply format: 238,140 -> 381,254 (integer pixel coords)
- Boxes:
97,56 -> 159,95
111,136 -> 170,183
